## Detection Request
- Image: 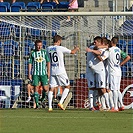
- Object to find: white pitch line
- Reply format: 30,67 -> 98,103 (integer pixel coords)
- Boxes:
0,116 -> 132,119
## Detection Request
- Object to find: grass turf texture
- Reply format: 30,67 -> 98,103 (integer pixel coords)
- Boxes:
0,109 -> 133,133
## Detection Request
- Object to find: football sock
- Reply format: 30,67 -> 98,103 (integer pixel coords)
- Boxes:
41,90 -> 46,102
113,90 -> 118,110
48,91 -> 53,109
34,92 -> 39,107
108,91 -> 114,108
59,88 -> 69,104
103,93 -> 110,109
100,95 -> 106,109
118,90 -> 124,107
89,90 -> 94,108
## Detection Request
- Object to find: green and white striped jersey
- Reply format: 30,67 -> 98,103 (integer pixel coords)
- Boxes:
28,49 -> 50,75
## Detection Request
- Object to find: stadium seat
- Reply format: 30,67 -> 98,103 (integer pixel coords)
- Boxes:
24,40 -> 34,56
127,40 -> 133,55
0,2 -> 10,12
41,3 -> 54,12
14,59 -> 20,78
56,2 -> 69,11
11,2 -> 25,12
0,22 -> 11,38
121,65 -> 127,77
26,2 -> 41,12
43,2 -> 57,8
42,40 -> 47,48
118,39 -> 127,51
0,5 -> 7,12
3,40 -> 16,56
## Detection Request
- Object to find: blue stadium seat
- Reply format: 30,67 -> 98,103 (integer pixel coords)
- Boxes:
24,40 -> 34,56
0,27 -> 10,38
41,2 -> 57,11
42,40 -> 47,48
0,22 -> 11,37
14,59 -> 20,78
0,5 -> 7,12
0,2 -> 10,12
41,3 -> 54,12
118,40 -> 127,51
127,40 -> 133,55
11,2 -> 25,12
3,40 -> 15,56
56,2 -> 69,11
31,28 -> 41,37
43,2 -> 57,8
121,65 -> 127,77
26,2 -> 41,12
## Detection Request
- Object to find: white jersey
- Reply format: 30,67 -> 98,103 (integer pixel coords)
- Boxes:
47,45 -> 71,75
108,46 -> 121,76
86,45 -> 95,73
88,48 -> 107,73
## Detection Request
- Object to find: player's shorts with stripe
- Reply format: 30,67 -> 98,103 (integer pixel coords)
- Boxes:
86,68 -> 95,88
32,75 -> 48,86
50,73 -> 70,88
95,68 -> 106,88
109,75 -> 121,91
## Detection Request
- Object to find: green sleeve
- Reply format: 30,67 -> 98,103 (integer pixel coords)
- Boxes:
121,50 -> 128,59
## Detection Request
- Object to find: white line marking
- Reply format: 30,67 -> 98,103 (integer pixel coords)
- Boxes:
0,116 -> 132,119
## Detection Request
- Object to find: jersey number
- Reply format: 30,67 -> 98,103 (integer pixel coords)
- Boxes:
116,53 -> 120,64
49,52 -> 58,63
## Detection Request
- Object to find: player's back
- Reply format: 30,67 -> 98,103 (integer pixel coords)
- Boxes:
108,46 -> 121,76
47,45 -> 71,75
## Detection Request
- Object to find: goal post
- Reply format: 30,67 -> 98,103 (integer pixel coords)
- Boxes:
0,12 -> 132,109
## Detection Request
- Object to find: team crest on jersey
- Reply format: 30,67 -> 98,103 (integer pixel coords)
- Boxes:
35,56 -> 45,63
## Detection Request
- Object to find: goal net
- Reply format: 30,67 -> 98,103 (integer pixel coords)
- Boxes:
0,12 -> 132,109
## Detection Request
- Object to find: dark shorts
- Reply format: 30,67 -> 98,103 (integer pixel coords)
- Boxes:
32,75 -> 48,86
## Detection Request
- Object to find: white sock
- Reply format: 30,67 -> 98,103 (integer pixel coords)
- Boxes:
108,91 -> 114,108
89,90 -> 94,108
59,88 -> 69,104
118,90 -> 124,107
103,93 -> 110,109
98,96 -> 101,105
48,91 -> 53,109
101,95 -> 106,109
113,90 -> 118,110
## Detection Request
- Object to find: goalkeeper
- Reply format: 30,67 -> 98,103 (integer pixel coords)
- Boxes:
28,40 -> 50,109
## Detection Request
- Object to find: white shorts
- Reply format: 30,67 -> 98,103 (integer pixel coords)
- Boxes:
86,68 -> 95,88
95,69 -> 106,88
109,75 -> 121,91
50,73 -> 70,88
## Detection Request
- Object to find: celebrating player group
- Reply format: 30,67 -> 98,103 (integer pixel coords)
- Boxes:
27,34 -> 130,112
86,36 -> 130,112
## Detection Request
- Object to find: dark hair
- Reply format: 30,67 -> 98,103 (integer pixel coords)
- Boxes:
53,35 -> 62,43
102,37 -> 108,45
94,36 -> 102,43
111,37 -> 118,44
35,40 -> 42,46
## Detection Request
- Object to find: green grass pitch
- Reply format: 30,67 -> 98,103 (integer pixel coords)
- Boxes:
0,109 -> 133,133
